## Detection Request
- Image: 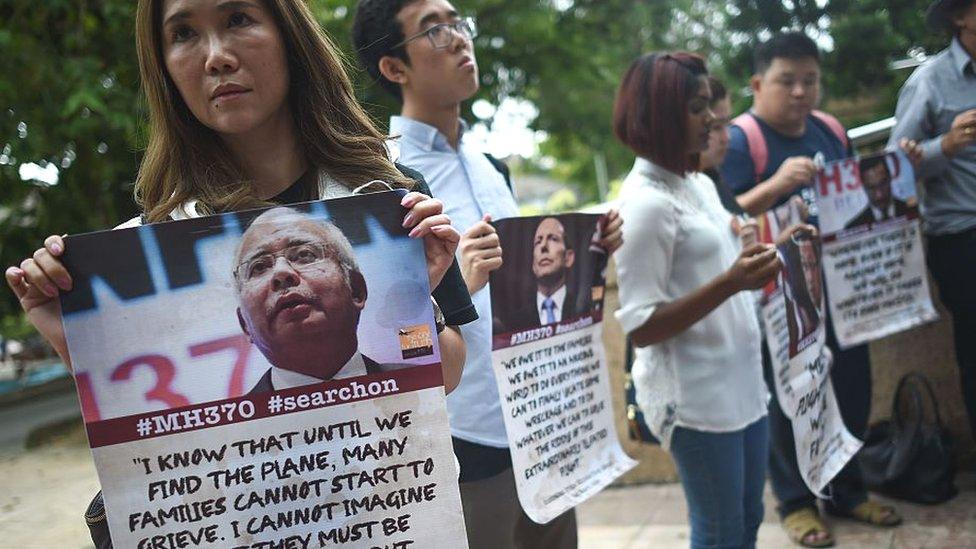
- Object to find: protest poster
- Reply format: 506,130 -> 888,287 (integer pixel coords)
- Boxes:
814,150 -> 938,347
488,213 -> 636,524
60,191 -> 467,549
758,203 -> 862,494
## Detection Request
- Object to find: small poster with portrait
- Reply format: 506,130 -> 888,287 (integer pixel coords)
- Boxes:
814,150 -> 938,347
60,191 -> 468,549
488,213 -> 636,524
758,203 -> 862,495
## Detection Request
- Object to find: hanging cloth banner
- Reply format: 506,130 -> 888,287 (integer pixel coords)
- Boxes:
61,192 -> 469,549
489,213 -> 636,524
757,202 -> 862,494
813,150 -> 938,348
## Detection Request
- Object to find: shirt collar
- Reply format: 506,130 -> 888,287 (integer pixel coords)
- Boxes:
634,157 -> 686,186
389,115 -> 468,152
270,351 -> 368,390
949,37 -> 975,77
537,285 -> 568,315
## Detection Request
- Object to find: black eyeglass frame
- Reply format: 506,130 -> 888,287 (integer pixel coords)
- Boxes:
391,17 -> 477,50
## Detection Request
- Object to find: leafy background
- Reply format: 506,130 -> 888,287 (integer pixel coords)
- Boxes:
0,0 -> 948,337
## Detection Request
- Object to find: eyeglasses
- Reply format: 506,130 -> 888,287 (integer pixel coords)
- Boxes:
235,242 -> 331,284
393,17 -> 477,50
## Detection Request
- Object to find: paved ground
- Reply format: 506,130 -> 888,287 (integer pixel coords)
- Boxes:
1,390 -> 974,548
577,475 -> 976,548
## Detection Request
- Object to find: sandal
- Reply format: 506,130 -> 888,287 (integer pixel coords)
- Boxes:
829,500 -> 902,527
782,507 -> 835,548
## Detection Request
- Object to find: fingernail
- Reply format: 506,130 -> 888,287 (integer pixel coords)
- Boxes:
44,283 -> 58,296
51,243 -> 63,255
409,227 -> 421,238
57,276 -> 71,289
402,213 -> 415,228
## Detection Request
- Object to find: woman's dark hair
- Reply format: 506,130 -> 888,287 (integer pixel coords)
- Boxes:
353,0 -> 415,100
613,52 -> 708,175
707,75 -> 727,105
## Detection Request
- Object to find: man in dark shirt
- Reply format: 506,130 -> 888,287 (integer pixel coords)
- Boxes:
720,32 -> 900,547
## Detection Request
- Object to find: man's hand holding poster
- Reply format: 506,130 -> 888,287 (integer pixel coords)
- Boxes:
758,203 -> 861,494
815,150 -> 938,347
489,214 -> 635,524
60,192 -> 467,548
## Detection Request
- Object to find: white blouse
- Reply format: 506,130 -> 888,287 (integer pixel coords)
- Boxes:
615,158 -> 768,448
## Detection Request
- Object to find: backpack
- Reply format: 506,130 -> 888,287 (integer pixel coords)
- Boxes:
483,152 -> 514,195
731,110 -> 849,183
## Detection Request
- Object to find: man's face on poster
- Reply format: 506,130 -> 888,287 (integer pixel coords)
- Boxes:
532,217 -> 575,285
861,161 -> 893,211
798,239 -> 822,308
235,209 -> 366,370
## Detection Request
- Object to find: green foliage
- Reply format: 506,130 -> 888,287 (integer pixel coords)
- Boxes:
0,0 -> 957,334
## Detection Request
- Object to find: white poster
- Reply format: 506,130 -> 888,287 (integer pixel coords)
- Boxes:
61,192 -> 468,548
814,151 -> 938,347
489,214 -> 636,524
758,204 -> 862,494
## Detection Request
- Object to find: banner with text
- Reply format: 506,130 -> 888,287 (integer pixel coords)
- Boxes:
814,150 -> 937,347
489,213 -> 636,524
758,204 -> 862,494
61,191 -> 467,549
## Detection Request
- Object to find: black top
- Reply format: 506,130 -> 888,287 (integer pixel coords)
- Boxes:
270,164 -> 478,328
704,168 -> 746,215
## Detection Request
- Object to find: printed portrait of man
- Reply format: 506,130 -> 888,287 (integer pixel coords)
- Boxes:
506,217 -> 581,331
783,234 -> 823,348
844,156 -> 911,230
233,207 -> 408,394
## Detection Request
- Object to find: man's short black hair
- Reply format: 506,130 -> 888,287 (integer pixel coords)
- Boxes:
753,32 -> 821,74
860,155 -> 890,176
352,0 -> 417,100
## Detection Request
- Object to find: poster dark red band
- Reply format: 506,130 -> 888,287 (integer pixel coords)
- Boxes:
84,363 -> 442,448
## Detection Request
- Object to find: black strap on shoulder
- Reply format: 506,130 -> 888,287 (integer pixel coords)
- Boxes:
482,153 -> 514,196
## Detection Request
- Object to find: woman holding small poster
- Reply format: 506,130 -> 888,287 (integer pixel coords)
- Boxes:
613,52 -> 782,549
5,1 -> 474,546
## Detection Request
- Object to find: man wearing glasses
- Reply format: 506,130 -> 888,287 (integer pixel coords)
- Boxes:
235,207 -> 408,394
352,1 -> 622,547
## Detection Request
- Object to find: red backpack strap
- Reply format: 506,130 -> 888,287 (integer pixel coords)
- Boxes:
731,112 -> 768,183
811,110 -> 849,149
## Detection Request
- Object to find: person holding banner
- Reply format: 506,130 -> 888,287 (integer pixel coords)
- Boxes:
5,0 -> 477,542
719,32 -> 900,547
352,1 -> 623,546
613,51 -> 782,549
889,0 -> 976,444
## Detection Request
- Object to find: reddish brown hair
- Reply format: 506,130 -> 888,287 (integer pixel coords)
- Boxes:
613,52 -> 708,175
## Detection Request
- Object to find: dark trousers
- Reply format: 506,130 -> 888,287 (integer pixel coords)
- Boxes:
459,465 -> 577,549
763,312 -> 872,518
927,228 -> 976,443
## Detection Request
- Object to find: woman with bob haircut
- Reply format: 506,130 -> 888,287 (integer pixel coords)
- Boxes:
612,52 -> 782,549
5,0 -> 472,541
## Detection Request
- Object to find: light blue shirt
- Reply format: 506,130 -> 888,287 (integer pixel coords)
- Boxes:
889,38 -> 976,235
390,115 -> 519,447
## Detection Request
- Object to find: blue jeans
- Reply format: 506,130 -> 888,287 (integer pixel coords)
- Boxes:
670,416 -> 769,549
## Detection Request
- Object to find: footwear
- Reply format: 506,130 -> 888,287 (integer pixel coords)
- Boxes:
828,500 -> 902,527
782,507 -> 835,548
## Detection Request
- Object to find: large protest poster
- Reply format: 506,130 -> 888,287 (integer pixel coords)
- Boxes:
757,203 -> 862,494
60,191 -> 467,548
488,213 -> 636,524
814,150 -> 938,347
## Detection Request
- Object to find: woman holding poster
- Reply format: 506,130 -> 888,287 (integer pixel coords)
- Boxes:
6,0 -> 471,380
613,52 -> 782,549
5,0 -> 473,545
